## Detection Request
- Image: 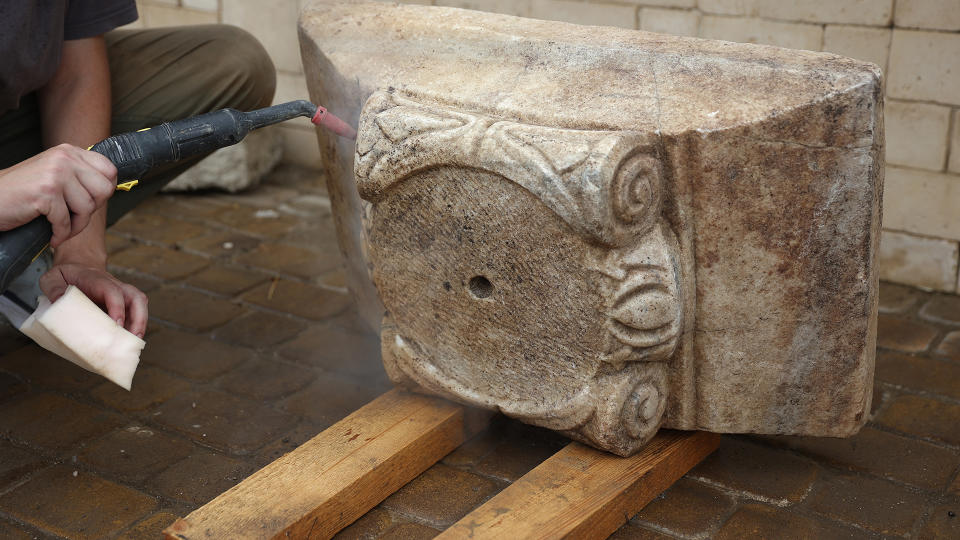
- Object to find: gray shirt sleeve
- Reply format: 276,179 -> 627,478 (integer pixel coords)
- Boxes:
64,0 -> 138,40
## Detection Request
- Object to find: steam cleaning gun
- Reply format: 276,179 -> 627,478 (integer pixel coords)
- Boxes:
0,100 -> 355,297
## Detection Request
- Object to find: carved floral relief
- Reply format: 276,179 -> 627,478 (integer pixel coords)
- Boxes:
355,90 -> 684,455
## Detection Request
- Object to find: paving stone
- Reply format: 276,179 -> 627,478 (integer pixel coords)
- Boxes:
216,184 -> 302,209
381,463 -> 501,528
108,268 -> 164,293
111,212 -> 208,246
281,374 -> 390,427
217,359 -> 315,400
109,244 -> 209,280
149,451 -> 253,506
255,421 -> 328,467
920,296 -> 960,325
277,324 -> 382,378
690,437 -> 818,505
0,371 -> 27,402
212,204 -> 300,238
0,393 -> 123,452
242,279 -> 351,321
0,465 -> 156,540
0,441 -> 47,491
876,351 -> 960,400
105,233 -> 136,255
875,394 -> 960,445
473,420 -> 571,482
870,381 -> 889,416
876,315 -> 939,353
380,522 -> 441,540
935,330 -> 960,361
714,503 -> 873,540
328,307 -> 376,334
806,471 -> 927,536
148,286 -> 246,331
0,519 -> 41,540
0,322 -> 30,356
213,310 -> 307,348
608,523 -> 676,540
140,328 -> 251,380
177,230 -> 262,259
1,345 -> 103,392
90,366 -> 190,412
920,500 -> 960,539
318,267 -> 348,290
280,221 -> 343,253
631,477 -> 735,537
153,389 -> 297,453
442,424 -> 502,470
761,426 -> 959,491
184,265 -> 269,297
879,282 -> 923,314
235,242 -> 341,279
332,507 -> 398,540
118,511 -> 181,540
138,194 -> 230,221
78,425 -> 193,484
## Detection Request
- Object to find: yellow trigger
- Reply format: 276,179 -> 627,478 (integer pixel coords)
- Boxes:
116,180 -> 139,191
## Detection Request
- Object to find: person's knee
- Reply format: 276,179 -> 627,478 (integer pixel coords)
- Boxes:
203,25 -> 277,110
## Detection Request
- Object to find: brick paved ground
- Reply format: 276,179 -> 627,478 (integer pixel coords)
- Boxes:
0,165 -> 957,539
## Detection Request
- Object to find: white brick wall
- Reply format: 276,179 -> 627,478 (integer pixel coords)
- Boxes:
879,230 -> 958,292
129,0 -> 960,292
528,0 -> 637,28
885,101 -> 951,170
700,15 -> 823,50
951,110 -> 960,174
822,25 -> 890,69
884,167 -> 960,241
888,29 -> 960,106
895,0 -> 960,32
640,7 -> 700,36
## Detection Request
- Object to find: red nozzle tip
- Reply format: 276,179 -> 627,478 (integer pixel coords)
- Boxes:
312,106 -> 356,140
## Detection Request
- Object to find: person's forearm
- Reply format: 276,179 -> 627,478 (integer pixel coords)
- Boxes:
38,37 -> 112,268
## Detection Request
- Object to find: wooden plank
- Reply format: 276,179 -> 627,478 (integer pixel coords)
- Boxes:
439,430 -> 721,540
164,389 -> 486,540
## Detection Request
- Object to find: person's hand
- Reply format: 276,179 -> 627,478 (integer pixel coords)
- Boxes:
39,263 -> 149,338
0,144 -> 117,247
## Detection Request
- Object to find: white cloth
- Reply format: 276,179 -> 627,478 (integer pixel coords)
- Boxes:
19,285 -> 145,390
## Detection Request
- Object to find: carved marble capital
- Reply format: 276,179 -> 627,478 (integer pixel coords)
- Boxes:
302,1 -> 883,456
355,91 -> 683,455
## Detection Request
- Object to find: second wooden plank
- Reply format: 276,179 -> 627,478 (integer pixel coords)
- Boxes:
439,430 -> 721,540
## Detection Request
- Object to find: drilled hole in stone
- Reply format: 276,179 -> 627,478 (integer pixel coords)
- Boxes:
468,276 -> 493,299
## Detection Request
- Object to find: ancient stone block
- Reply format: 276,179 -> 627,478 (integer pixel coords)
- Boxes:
299,1 -> 883,455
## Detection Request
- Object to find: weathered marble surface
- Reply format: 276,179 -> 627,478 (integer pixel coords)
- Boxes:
299,1 -> 883,455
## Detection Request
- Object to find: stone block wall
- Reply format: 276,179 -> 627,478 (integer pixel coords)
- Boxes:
128,0 -> 960,292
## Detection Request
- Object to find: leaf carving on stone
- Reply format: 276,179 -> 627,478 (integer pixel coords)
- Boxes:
354,90 -> 665,247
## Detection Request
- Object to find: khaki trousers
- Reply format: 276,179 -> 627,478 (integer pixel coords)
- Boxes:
0,24 -> 276,225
